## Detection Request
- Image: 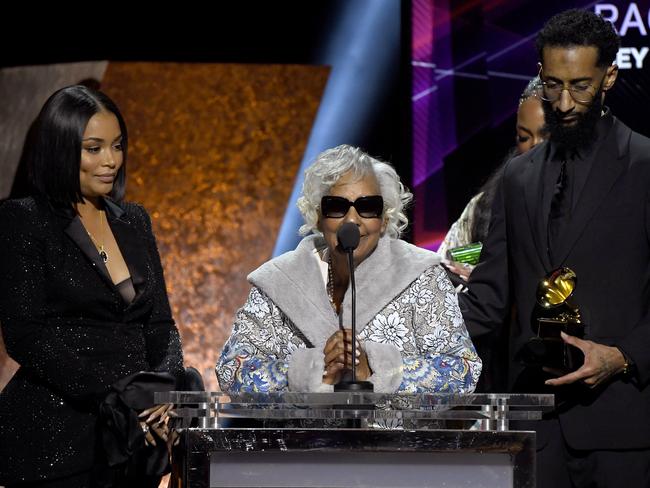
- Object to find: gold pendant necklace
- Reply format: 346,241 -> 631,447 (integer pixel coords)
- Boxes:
86,210 -> 109,264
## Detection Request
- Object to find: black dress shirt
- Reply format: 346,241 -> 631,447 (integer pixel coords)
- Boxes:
542,110 -> 615,263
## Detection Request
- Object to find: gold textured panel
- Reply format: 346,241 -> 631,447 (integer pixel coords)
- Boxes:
101,63 -> 329,390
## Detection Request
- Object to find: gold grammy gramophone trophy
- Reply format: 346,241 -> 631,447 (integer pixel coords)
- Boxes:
524,267 -> 585,373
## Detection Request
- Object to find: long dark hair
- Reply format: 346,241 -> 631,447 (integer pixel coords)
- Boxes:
470,147 -> 517,243
26,85 -> 128,207
469,77 -> 542,242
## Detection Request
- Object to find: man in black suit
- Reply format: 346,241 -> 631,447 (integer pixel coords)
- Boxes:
459,9 -> 650,487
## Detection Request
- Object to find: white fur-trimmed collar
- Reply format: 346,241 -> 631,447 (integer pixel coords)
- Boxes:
248,235 -> 440,348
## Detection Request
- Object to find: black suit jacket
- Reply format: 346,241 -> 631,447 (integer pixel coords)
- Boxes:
0,196 -> 183,484
459,116 -> 650,450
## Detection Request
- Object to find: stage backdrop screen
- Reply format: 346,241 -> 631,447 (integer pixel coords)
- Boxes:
412,0 -> 650,249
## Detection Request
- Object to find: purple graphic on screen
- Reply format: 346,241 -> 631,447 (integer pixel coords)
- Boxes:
410,0 -> 614,251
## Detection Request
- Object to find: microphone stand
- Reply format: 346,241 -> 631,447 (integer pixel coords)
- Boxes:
334,247 -> 373,393
334,224 -> 373,428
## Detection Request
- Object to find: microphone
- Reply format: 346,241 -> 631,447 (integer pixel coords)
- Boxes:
334,223 -> 373,393
337,222 -> 360,252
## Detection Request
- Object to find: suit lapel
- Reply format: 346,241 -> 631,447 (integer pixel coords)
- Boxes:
63,215 -> 116,289
522,145 -> 552,272
60,199 -> 149,300
553,119 -> 629,266
104,200 -> 149,299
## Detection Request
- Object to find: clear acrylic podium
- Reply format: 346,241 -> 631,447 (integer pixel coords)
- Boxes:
155,392 -> 553,488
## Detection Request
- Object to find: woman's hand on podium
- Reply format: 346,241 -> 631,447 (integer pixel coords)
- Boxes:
139,403 -> 173,446
322,329 -> 371,383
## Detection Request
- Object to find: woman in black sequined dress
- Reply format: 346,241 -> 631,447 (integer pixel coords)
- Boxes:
0,85 -> 184,487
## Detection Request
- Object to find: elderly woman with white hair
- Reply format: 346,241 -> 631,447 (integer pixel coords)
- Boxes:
216,145 -> 481,394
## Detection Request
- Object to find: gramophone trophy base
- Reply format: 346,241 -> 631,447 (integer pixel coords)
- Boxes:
531,266 -> 585,374
520,318 -> 585,373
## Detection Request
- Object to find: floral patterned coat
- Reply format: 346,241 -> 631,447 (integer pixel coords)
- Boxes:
216,235 -> 481,394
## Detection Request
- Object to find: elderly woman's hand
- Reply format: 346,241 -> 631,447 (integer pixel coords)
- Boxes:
323,329 -> 371,384
441,259 -> 474,281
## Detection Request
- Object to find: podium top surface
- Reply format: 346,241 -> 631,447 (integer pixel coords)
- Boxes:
155,392 -> 553,429
155,391 -> 554,407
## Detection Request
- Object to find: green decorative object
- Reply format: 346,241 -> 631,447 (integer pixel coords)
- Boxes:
447,242 -> 483,265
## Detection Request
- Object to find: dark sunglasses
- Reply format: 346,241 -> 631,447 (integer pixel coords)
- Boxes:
320,195 -> 384,219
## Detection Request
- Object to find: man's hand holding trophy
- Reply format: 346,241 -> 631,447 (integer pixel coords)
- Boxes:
516,267 -> 629,388
534,267 -> 585,373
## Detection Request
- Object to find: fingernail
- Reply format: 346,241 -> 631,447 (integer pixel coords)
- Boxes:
323,370 -> 328,376
355,359 -> 360,365
355,349 -> 360,357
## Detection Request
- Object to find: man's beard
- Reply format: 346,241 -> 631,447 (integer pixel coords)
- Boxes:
543,90 -> 603,153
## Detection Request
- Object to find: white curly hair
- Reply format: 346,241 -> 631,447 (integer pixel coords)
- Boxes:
296,144 -> 412,238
